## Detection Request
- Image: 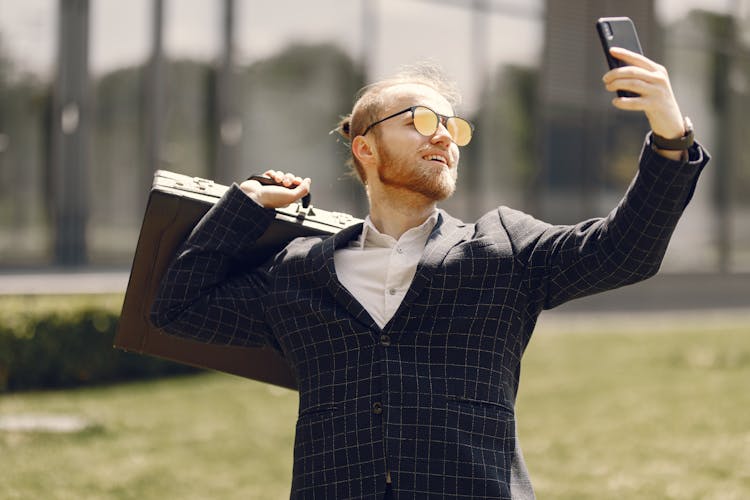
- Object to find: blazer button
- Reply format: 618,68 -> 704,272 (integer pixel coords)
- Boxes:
380,334 -> 391,346
372,402 -> 383,415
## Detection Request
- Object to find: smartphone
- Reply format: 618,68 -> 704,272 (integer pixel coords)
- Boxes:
596,17 -> 644,97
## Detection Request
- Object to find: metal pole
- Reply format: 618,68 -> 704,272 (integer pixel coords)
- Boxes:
712,13 -> 734,273
214,0 -> 241,182
144,0 -> 164,199
53,0 -> 90,266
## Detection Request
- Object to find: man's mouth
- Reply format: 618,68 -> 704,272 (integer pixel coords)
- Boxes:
423,154 -> 448,166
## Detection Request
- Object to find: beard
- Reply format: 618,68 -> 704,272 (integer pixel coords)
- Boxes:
375,139 -> 457,202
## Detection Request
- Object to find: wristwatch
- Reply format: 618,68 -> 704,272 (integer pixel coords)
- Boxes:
652,116 -> 694,150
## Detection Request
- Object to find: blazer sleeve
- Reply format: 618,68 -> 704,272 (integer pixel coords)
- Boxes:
503,134 -> 710,312
150,183 -> 281,350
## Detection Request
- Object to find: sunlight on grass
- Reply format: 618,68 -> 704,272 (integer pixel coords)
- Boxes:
0,374 -> 297,499
1,316 -> 748,499
518,319 -> 750,500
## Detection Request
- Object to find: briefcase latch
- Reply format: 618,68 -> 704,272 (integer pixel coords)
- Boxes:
191,176 -> 215,191
295,202 -> 315,221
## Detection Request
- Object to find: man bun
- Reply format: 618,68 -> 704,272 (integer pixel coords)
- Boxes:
335,115 -> 353,141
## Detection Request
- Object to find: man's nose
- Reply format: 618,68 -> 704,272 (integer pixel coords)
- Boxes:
431,120 -> 453,146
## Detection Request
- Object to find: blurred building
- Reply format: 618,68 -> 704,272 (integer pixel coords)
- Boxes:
0,0 -> 748,274
536,0 -> 749,271
537,0 -> 659,223
660,9 -> 748,271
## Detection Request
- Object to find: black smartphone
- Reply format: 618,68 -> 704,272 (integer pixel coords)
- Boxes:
596,17 -> 644,97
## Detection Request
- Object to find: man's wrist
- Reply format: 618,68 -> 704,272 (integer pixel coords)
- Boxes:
652,116 -> 694,151
245,191 -> 265,208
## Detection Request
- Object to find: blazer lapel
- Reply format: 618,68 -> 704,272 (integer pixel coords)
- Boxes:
400,210 -> 472,309
308,222 -> 379,330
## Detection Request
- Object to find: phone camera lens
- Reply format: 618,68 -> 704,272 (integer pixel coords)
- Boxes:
603,22 -> 613,40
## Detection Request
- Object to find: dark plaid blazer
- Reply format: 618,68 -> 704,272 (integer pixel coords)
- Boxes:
152,136 -> 708,499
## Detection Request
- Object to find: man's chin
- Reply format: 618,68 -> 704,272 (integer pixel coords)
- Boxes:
380,177 -> 454,202
412,177 -> 456,202
376,157 -> 456,201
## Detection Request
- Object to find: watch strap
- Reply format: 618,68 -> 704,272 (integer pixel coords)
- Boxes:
652,116 -> 694,150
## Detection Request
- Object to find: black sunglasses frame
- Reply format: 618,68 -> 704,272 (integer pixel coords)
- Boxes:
360,105 -> 475,145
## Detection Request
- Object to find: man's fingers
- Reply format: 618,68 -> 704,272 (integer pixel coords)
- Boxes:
261,170 -> 305,187
603,48 -> 685,139
262,169 -> 282,183
604,77 -> 655,95
288,177 -> 311,194
244,172 -> 311,208
609,47 -> 662,72
611,96 -> 645,111
602,65 -> 665,86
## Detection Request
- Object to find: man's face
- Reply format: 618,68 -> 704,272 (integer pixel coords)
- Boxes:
370,83 -> 460,202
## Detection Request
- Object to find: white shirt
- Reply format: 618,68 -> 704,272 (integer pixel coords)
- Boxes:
333,211 -> 439,329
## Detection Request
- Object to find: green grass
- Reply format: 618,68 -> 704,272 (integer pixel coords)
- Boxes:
518,317 -> 750,499
1,316 -> 749,499
0,374 -> 298,500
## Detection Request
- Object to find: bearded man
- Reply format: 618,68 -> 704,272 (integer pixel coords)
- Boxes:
152,48 -> 709,499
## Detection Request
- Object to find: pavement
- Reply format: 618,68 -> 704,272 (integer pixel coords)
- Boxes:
0,269 -> 130,295
550,271 -> 750,314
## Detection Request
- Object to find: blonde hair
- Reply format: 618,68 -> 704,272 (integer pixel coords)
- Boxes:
334,62 -> 461,183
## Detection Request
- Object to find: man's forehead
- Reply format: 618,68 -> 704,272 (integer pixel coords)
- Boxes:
379,83 -> 453,115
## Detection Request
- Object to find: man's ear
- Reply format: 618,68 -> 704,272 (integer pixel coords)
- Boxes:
352,135 -> 376,166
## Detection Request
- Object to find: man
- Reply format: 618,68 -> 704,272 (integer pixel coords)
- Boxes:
151,48 -> 709,499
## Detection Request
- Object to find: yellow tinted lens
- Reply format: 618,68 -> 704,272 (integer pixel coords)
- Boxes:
413,106 -> 438,136
447,117 -> 473,146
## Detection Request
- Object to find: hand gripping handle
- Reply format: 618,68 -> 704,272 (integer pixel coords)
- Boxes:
247,175 -> 312,209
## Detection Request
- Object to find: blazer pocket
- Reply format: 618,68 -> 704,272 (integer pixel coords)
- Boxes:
297,403 -> 338,419
445,395 -> 514,415
294,404 -> 338,458
445,395 -> 516,477
292,404 -> 340,492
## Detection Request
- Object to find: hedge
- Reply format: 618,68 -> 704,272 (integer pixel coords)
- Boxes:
0,294 -> 198,392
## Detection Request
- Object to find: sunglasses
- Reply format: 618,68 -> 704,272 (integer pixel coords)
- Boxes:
361,105 -> 475,146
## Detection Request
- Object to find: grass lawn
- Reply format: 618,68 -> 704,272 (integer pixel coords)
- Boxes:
1,315 -> 748,499
518,315 -> 750,500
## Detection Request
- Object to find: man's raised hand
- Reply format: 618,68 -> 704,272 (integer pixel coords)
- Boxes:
602,47 -> 686,144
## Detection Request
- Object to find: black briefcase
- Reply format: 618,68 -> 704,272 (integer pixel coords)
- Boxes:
114,170 -> 362,390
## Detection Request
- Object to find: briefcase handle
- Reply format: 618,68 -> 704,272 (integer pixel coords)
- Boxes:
247,175 -> 312,209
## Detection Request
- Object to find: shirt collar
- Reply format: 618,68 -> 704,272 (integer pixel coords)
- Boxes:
356,210 -> 439,249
